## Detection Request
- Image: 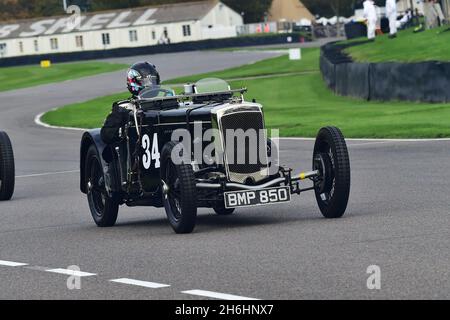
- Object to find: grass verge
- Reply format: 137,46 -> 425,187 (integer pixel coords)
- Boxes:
164,48 -> 320,84
343,26 -> 450,63
0,61 -> 127,92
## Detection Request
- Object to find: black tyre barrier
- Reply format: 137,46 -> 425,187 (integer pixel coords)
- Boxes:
370,62 -> 450,103
335,62 -> 370,100
320,42 -> 450,103
319,54 -> 336,90
0,33 -> 305,68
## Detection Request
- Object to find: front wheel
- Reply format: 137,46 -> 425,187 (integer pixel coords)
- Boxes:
313,127 -> 350,219
161,142 -> 197,234
85,145 -> 119,227
0,131 -> 15,201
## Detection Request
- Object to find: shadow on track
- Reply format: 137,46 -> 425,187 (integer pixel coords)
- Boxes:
112,211 -> 325,234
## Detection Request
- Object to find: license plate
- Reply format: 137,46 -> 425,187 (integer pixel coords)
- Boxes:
224,186 -> 291,209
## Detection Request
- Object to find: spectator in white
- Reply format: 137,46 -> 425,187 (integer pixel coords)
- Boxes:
386,0 -> 398,38
363,0 -> 378,40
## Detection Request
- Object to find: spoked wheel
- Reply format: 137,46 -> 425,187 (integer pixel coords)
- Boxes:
85,145 -> 118,227
313,127 -> 350,219
161,142 -> 197,234
0,131 -> 15,201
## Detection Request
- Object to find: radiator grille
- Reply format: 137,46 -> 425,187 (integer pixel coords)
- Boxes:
219,110 -> 268,183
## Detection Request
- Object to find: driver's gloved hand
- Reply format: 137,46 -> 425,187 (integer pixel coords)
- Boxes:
101,102 -> 131,144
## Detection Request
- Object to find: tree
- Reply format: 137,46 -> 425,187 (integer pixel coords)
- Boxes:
303,0 -> 356,17
303,0 -> 386,18
222,0 -> 273,23
68,0 -> 92,12
31,0 -> 64,16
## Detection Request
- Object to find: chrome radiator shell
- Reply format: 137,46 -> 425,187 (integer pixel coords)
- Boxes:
211,103 -> 269,184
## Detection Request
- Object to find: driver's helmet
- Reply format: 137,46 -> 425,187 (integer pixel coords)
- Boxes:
127,62 -> 161,96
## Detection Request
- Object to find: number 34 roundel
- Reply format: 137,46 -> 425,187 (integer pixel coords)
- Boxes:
142,133 -> 160,170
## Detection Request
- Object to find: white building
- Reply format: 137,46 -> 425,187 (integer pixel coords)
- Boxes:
0,0 -> 243,58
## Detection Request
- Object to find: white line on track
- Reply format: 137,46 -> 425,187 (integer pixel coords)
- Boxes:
346,141 -> 393,147
34,112 -> 85,131
182,289 -> 259,301
110,278 -> 170,289
0,260 -> 29,267
16,170 -> 80,179
45,268 -> 96,277
0,258 -> 258,299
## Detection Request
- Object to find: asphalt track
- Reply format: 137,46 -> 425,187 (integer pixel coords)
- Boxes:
0,50 -> 449,300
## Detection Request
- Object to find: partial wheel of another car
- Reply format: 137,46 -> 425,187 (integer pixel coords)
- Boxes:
0,131 -> 15,201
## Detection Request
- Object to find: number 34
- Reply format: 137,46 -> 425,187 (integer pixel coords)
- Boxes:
142,133 -> 160,170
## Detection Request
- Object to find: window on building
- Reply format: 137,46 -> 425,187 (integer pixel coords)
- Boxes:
18,41 -> 24,53
182,25 -> 191,37
34,40 -> 39,52
50,38 -> 58,50
102,33 -> 110,45
151,30 -> 156,40
75,35 -> 84,48
0,43 -> 7,57
129,30 -> 138,42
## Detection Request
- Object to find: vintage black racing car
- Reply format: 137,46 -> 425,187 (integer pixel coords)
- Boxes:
80,79 -> 350,234
0,131 -> 15,201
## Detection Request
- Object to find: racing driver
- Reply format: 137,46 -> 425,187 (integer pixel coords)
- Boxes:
101,61 -> 161,144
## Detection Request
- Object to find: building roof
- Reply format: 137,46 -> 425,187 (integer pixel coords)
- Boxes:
268,0 -> 314,22
0,0 -> 219,40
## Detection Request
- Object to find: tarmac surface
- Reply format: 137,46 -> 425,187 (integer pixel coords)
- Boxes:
0,48 -> 449,300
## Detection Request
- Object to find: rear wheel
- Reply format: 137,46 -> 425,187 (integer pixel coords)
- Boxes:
161,142 -> 197,234
0,131 -> 15,201
313,127 -> 350,219
85,145 -> 119,227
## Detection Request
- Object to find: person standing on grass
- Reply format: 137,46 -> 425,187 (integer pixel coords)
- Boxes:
364,0 -> 378,40
386,0 -> 398,38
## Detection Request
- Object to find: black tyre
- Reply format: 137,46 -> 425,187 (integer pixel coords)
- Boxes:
85,145 -> 119,227
161,142 -> 197,234
313,127 -> 350,219
213,202 -> 235,216
0,131 -> 15,201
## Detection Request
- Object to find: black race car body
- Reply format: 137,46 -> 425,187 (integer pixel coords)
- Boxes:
80,80 -> 351,233
81,95 -> 267,204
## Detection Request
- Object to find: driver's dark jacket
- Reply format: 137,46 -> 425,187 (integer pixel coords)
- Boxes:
100,101 -> 131,144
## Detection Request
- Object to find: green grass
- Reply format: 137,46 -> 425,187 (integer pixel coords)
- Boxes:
344,26 -> 450,63
42,91 -> 130,129
0,61 -> 127,92
165,48 -> 320,84
234,74 -> 450,138
41,47 -> 450,138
